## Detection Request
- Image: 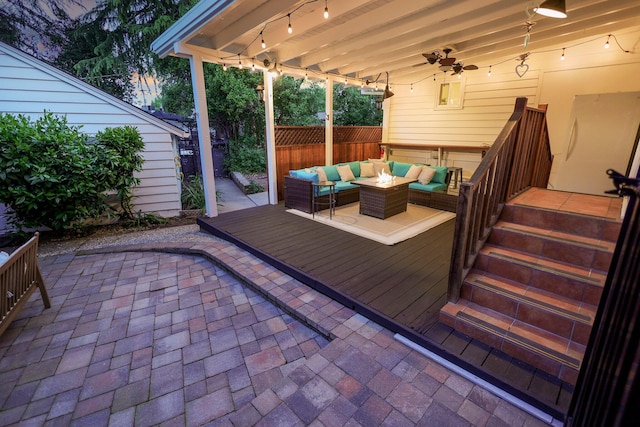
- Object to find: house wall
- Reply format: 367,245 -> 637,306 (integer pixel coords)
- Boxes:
0,45 -> 182,232
384,27 -> 640,184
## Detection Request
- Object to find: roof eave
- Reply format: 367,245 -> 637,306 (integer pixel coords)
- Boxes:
151,0 -> 236,58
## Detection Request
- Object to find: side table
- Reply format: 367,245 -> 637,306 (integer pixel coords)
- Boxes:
448,167 -> 463,188
312,181 -> 336,219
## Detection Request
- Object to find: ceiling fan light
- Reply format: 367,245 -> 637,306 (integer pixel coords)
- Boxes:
534,0 -> 567,18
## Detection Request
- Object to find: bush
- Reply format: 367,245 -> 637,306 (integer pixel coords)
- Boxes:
225,137 -> 266,174
0,112 -> 145,232
95,126 -> 144,219
181,175 -> 206,211
181,175 -> 221,212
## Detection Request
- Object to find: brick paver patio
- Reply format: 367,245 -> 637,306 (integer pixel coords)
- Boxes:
0,234 -> 555,426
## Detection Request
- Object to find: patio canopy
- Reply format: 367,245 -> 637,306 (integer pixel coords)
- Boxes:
151,0 -> 640,216
152,0 -> 639,84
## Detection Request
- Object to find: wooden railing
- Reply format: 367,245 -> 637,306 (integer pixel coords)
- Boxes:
447,97 -> 553,301
1,233 -> 50,336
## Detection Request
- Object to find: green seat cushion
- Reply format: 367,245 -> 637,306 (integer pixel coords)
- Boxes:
431,166 -> 449,184
391,161 -> 417,177
320,165 -> 341,181
290,169 -> 318,183
408,182 -> 447,192
337,161 -> 361,177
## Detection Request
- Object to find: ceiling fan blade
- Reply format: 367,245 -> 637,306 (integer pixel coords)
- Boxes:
422,52 -> 439,64
439,57 -> 456,67
463,64 -> 479,70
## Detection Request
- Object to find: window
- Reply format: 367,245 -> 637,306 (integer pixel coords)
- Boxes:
435,79 -> 465,110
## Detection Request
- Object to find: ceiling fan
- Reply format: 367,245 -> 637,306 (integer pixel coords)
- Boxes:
419,48 -> 478,75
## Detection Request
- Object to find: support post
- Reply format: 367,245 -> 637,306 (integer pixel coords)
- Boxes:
325,77 -> 334,166
187,49 -> 217,216
263,70 -> 277,204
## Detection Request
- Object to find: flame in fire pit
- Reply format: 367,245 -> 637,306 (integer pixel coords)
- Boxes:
376,170 -> 394,184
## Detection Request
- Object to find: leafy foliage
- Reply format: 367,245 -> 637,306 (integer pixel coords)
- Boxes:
333,86 -> 383,126
225,137 -> 266,174
273,76 -> 324,125
95,126 -> 145,219
69,0 -> 200,101
0,112 -> 146,232
0,0 -> 84,61
56,16 -> 134,101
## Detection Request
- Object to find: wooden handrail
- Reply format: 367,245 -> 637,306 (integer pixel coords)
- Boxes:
447,97 -> 553,301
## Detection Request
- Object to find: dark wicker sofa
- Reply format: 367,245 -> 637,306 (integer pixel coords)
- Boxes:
283,162 -> 457,214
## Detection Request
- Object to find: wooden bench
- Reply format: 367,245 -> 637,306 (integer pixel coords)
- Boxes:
0,232 -> 50,336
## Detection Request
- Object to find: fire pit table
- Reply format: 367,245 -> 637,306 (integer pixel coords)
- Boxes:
352,176 -> 417,219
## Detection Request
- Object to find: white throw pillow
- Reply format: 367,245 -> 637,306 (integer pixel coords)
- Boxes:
336,164 -> 356,182
418,166 -> 436,184
405,164 -> 423,180
316,167 -> 328,182
373,162 -> 391,176
360,162 -> 375,177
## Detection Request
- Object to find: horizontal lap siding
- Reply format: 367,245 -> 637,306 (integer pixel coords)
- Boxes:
387,71 -> 539,148
386,71 -> 539,176
0,49 -> 181,219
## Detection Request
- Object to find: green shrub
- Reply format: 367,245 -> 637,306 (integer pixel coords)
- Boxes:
0,112 -> 109,232
246,181 -> 264,194
0,112 -> 146,232
225,137 -> 266,174
181,175 -> 206,211
95,126 -> 144,219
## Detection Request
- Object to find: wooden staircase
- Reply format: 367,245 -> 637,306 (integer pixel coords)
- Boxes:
440,188 -> 622,385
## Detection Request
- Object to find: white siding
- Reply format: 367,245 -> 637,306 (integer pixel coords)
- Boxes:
384,28 -> 640,182
0,44 -> 184,227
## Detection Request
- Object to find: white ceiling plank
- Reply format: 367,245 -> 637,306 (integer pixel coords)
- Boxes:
211,0 -> 305,50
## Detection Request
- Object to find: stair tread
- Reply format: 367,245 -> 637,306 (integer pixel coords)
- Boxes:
493,220 -> 615,253
444,300 -> 583,368
480,244 -> 606,286
466,271 -> 597,324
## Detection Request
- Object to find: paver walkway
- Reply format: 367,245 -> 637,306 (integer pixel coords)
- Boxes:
0,234 -> 555,426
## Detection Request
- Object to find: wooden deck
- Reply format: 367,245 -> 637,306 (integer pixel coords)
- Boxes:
198,203 -> 570,419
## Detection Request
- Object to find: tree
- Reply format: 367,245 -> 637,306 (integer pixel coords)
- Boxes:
71,0 -> 200,101
273,76 -> 324,125
0,0 -> 85,60
333,85 -> 383,126
56,16 -> 134,101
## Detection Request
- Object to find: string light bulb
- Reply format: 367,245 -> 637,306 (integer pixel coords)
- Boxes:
604,34 -> 610,49
261,32 -> 266,49
287,14 -> 293,34
238,55 -> 242,69
561,48 -> 565,60
222,63 -> 227,71
410,83 -> 413,93
487,65 -> 492,77
324,0 -> 329,19
251,61 -> 255,71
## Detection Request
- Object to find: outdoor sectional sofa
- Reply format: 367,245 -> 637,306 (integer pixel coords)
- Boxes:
284,160 -> 455,214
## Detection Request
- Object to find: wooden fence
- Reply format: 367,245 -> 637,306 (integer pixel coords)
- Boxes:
275,126 -> 382,199
447,97 -> 553,301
